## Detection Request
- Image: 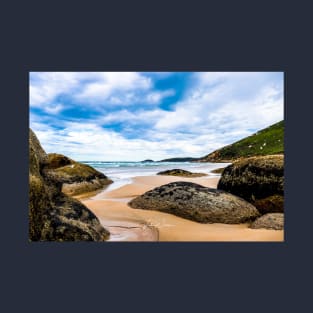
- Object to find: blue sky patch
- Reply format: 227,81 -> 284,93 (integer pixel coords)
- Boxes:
29,72 -> 284,161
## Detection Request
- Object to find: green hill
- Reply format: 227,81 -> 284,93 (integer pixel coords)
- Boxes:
198,120 -> 284,162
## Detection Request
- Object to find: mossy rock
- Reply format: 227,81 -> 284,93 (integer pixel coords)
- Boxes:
43,153 -> 113,196
29,174 -> 51,240
157,169 -> 207,177
218,155 -> 284,213
41,216 -> 109,241
29,129 -> 110,241
44,153 -> 110,183
45,153 -> 72,169
29,129 -> 47,165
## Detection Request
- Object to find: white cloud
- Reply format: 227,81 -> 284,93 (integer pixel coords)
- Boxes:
74,72 -> 152,104
155,72 -> 283,133
31,119 -> 223,161
29,72 -> 175,112
145,89 -> 175,104
44,103 -> 64,114
30,72 -> 284,161
29,72 -> 78,107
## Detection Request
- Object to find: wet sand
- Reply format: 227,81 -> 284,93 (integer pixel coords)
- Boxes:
80,175 -> 284,242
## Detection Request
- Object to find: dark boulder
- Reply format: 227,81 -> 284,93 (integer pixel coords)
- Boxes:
217,155 -> 284,213
157,169 -> 207,177
250,213 -> 284,230
128,181 -> 260,224
254,194 -> 284,214
29,129 -> 110,241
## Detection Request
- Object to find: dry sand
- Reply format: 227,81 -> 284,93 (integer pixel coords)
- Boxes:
80,175 -> 284,242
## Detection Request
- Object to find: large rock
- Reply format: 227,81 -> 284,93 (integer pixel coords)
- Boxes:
157,169 -> 207,177
217,155 -> 284,213
128,181 -> 260,224
250,213 -> 284,230
29,129 -> 110,241
44,153 -> 113,196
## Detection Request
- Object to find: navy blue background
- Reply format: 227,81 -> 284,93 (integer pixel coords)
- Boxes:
1,1 -> 312,312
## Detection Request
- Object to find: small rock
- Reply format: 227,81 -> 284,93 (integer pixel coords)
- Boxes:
250,213 -> 284,230
157,169 -> 207,177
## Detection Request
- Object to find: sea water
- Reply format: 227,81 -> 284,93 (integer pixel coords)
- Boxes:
80,161 -> 230,192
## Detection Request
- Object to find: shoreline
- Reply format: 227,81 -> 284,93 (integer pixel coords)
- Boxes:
80,174 -> 284,242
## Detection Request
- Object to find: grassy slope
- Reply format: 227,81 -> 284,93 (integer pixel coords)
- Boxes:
199,120 -> 284,161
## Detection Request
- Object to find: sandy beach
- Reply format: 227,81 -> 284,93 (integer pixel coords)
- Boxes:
80,175 -> 284,242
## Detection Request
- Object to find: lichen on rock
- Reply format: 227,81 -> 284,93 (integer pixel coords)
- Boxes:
129,181 -> 260,224
29,129 -> 110,241
217,155 -> 284,213
43,153 -> 113,196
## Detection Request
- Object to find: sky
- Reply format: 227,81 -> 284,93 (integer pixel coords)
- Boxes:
29,72 -> 284,161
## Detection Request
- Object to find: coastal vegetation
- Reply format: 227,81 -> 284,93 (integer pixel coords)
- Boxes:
159,121 -> 284,163
198,120 -> 284,162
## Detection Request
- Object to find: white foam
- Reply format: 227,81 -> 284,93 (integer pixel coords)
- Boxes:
84,161 -> 230,192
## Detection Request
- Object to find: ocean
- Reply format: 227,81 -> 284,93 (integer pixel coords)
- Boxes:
80,161 -> 230,191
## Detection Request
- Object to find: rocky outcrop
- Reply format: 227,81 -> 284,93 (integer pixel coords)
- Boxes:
217,155 -> 284,213
29,129 -> 110,241
128,181 -> 260,224
157,169 -> 207,177
44,153 -> 113,196
250,213 -> 284,230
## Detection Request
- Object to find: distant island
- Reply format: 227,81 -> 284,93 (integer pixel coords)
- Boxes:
158,157 -> 199,162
